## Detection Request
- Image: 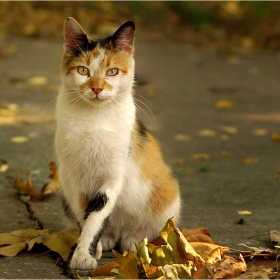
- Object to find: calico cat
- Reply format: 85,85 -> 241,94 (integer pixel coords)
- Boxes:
55,17 -> 180,270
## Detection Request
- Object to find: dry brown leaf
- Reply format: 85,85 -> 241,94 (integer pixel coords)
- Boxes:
240,157 -> 259,165
92,261 -> 119,277
181,228 -> 214,243
41,229 -> 79,261
0,229 -> 78,261
15,169 -> 40,200
221,150 -> 231,158
212,255 -> 247,279
190,242 -> 229,262
272,132 -> 280,143
171,158 -> 186,165
192,153 -> 212,161
42,161 -> 60,195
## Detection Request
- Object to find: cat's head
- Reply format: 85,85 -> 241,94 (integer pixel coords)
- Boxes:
62,17 -> 135,107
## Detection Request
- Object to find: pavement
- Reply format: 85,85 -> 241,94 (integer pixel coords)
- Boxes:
0,31 -> 280,279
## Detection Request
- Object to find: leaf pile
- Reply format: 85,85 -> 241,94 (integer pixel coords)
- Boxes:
0,229 -> 79,261
91,218 -> 245,279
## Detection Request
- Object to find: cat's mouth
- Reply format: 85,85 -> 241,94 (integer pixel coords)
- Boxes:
86,95 -> 111,103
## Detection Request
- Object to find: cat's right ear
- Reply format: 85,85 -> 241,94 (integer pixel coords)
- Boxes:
64,17 -> 88,53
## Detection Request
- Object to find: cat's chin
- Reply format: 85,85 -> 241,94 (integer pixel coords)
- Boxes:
84,96 -> 112,107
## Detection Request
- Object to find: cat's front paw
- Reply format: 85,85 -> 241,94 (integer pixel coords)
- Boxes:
70,250 -> 97,270
121,239 -> 137,253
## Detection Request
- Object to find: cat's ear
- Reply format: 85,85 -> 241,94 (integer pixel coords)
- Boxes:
64,17 -> 88,53
112,21 -> 135,53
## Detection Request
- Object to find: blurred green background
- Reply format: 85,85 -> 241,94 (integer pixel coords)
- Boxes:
0,1 -> 280,53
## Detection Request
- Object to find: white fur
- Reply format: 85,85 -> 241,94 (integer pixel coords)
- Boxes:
56,48 -> 180,270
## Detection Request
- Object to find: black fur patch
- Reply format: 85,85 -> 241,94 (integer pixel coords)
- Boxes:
137,120 -> 148,138
88,216 -> 110,257
84,192 -> 108,220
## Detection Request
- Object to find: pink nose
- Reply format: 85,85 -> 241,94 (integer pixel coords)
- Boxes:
92,88 -> 103,94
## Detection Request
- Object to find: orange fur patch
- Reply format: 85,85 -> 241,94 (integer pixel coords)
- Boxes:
132,122 -> 180,223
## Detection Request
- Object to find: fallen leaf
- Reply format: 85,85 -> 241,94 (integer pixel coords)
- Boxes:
113,250 -> 139,279
171,158 -> 186,165
215,100 -> 235,109
238,210 -> 252,215
27,76 -> 48,86
197,129 -> 216,137
240,157 -> 259,165
221,151 -> 231,158
252,129 -> 268,136
15,169 -> 39,200
220,126 -> 238,135
0,103 -> 18,117
41,229 -> 79,261
272,132 -> 280,143
0,229 -> 78,261
212,255 -> 247,278
173,134 -> 191,141
200,163 -> 211,172
0,164 -> 9,173
10,136 -> 29,143
42,161 -> 60,195
181,228 -> 214,244
136,218 -> 205,279
92,261 -> 119,277
192,153 -> 211,161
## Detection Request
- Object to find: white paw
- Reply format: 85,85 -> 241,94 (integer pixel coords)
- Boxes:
70,250 -> 97,270
120,239 -> 137,253
101,235 -> 117,251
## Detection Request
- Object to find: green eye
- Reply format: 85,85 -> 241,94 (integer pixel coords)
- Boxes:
77,66 -> 89,76
107,68 -> 119,76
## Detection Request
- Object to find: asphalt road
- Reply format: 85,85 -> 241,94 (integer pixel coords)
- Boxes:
0,33 -> 280,278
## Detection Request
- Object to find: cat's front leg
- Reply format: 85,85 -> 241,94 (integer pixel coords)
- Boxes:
70,179 -> 122,270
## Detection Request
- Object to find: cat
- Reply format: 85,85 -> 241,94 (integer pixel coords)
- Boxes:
55,17 -> 181,270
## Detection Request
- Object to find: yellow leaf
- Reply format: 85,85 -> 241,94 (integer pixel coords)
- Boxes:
92,261 -> 119,277
136,218 -> 204,279
0,229 -> 49,246
41,229 -> 79,261
220,126 -> 238,135
0,164 -> 9,173
27,76 -> 48,86
113,250 -> 139,279
0,242 -> 27,257
215,100 -> 235,109
252,129 -> 268,136
10,136 -> 29,143
173,134 -> 191,141
197,129 -> 216,137
238,210 -> 252,215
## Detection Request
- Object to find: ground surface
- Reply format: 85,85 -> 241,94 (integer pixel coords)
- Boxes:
0,31 -> 280,278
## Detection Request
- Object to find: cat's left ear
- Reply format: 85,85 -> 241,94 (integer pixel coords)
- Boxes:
112,21 -> 135,53
64,17 -> 88,53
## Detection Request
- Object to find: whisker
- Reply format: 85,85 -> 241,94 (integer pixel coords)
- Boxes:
133,97 -> 156,124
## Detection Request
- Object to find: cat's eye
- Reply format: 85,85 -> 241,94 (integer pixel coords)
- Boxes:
77,66 -> 89,76
107,68 -> 119,76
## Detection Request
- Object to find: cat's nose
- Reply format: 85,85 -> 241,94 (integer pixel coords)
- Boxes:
92,88 -> 103,95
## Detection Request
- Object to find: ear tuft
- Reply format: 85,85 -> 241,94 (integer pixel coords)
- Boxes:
112,21 -> 135,53
64,17 -> 88,53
